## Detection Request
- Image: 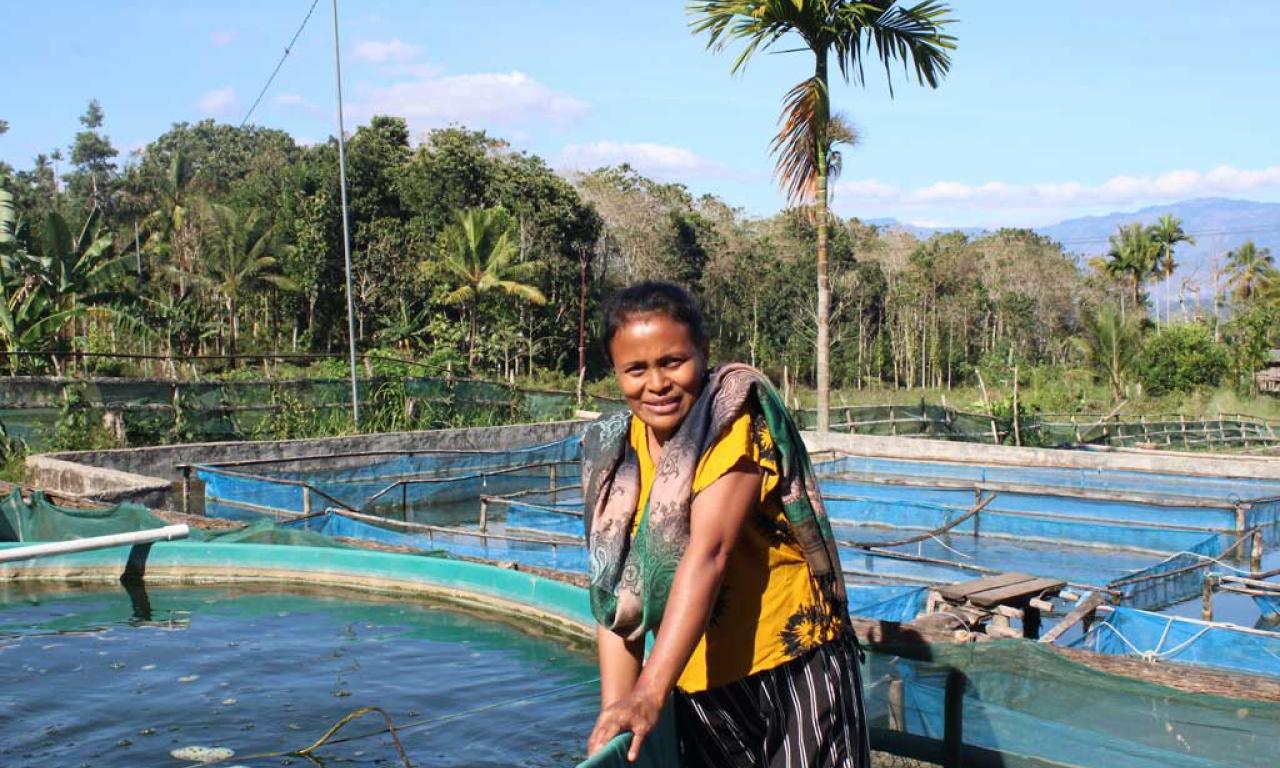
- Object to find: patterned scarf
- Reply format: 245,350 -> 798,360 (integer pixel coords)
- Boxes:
582,363 -> 848,642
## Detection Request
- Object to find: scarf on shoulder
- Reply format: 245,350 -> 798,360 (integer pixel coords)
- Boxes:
582,363 -> 848,642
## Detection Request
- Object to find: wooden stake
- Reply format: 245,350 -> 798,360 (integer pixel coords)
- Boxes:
1202,574 -> 1216,622
1011,366 -> 1021,447
976,370 -> 999,444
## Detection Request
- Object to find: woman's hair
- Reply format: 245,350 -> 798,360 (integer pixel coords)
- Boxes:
601,281 -> 709,363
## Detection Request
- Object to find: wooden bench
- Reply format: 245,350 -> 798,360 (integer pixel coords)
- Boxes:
930,572 -> 1066,638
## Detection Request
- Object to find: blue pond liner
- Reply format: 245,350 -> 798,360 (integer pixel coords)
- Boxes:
197,436 -> 583,515
814,454 -> 1280,501
197,435 -> 1280,624
1256,593 -> 1280,620
1074,606 -> 1280,679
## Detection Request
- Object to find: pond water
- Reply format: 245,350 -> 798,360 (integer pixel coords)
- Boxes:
0,584 -> 599,767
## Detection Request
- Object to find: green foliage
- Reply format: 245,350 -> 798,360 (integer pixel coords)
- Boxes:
1226,304 -> 1278,396
1226,240 -> 1276,302
1137,323 -> 1228,395
0,422 -> 27,483
250,389 -> 345,441
1104,223 -> 1159,317
43,389 -> 125,452
1078,303 -> 1143,401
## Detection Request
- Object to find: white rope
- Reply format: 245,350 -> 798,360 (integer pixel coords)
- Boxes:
1089,617 -> 1220,662
927,534 -> 974,560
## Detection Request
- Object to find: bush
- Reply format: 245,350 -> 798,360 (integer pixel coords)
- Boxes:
1137,323 -> 1229,396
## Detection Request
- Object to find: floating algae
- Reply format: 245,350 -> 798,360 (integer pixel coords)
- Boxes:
169,745 -> 234,762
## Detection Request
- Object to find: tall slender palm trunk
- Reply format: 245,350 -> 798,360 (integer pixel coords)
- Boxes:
814,54 -> 831,433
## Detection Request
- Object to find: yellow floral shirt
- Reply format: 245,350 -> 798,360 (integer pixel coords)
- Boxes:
630,411 -> 838,693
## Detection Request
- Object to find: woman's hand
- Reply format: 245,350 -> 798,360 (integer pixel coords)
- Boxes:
586,685 -> 664,761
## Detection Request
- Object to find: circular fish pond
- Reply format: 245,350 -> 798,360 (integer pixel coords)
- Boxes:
0,583 -> 598,767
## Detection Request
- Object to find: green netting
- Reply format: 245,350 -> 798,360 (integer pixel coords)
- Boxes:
0,489 -> 339,548
0,406 -> 56,444
0,489 -> 168,542
860,639 -> 1280,768
0,377 -> 609,448
0,379 -> 63,406
800,404 -> 1280,451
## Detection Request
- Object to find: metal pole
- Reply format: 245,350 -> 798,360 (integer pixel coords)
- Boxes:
331,0 -> 360,427
0,525 -> 190,564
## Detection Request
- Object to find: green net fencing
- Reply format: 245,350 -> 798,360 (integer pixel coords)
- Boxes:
0,377 -> 625,449
795,403 -> 1280,451
0,489 -> 340,548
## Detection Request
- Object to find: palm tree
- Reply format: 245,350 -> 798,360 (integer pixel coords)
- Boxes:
1104,223 -> 1158,321
1078,303 -> 1142,402
434,207 -> 545,366
143,147 -> 196,264
197,202 -> 297,357
1226,240 -> 1275,302
689,0 -> 956,432
1148,214 -> 1194,325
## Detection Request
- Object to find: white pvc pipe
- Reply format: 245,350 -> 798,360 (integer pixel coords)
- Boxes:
0,525 -> 190,564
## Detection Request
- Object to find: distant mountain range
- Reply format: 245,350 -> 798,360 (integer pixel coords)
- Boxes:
865,198 -> 1280,294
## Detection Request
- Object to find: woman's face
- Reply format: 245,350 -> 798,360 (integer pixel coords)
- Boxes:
609,312 -> 706,443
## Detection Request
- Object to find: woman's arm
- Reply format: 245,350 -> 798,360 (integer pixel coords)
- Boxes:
597,623 -> 644,708
586,459 -> 760,760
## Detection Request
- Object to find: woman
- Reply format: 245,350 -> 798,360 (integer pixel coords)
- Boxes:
583,281 -> 869,767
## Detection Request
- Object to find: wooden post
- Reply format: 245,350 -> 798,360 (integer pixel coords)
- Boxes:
1202,574 -> 1216,621
1023,604 -> 1042,639
1252,529 -> 1264,573
402,482 -> 409,522
1011,366 -> 1022,446
972,487 -> 982,538
549,463 -> 558,499
887,679 -> 905,732
1179,413 -> 1188,448
1140,414 -> 1149,443
889,404 -> 897,436
1218,413 -> 1226,447
976,370 -> 999,444
479,497 -> 489,533
302,486 -> 312,516
1072,414 -> 1081,443
943,670 -> 965,768
181,466 -> 191,516
1235,504 -> 1249,542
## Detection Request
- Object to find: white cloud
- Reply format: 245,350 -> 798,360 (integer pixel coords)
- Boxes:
354,71 -> 589,128
197,87 -> 239,117
274,93 -> 326,119
559,141 -> 742,182
210,29 -> 238,46
832,165 -> 1280,226
354,38 -> 421,63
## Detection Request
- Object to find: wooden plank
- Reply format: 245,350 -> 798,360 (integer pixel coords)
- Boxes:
967,577 -> 1066,608
936,572 -> 1033,602
1040,592 -> 1105,644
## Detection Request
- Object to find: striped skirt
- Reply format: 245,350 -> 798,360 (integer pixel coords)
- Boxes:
674,636 -> 870,768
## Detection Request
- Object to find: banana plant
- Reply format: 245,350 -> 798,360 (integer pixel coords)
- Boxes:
0,282 -> 78,373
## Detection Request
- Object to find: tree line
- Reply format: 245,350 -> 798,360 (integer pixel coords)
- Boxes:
1,101 -> 1277,406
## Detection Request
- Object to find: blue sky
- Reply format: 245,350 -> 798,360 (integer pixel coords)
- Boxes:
3,1 -> 1279,227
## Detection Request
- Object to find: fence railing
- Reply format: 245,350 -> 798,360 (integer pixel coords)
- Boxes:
795,403 -> 1280,452
0,375 -> 622,449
